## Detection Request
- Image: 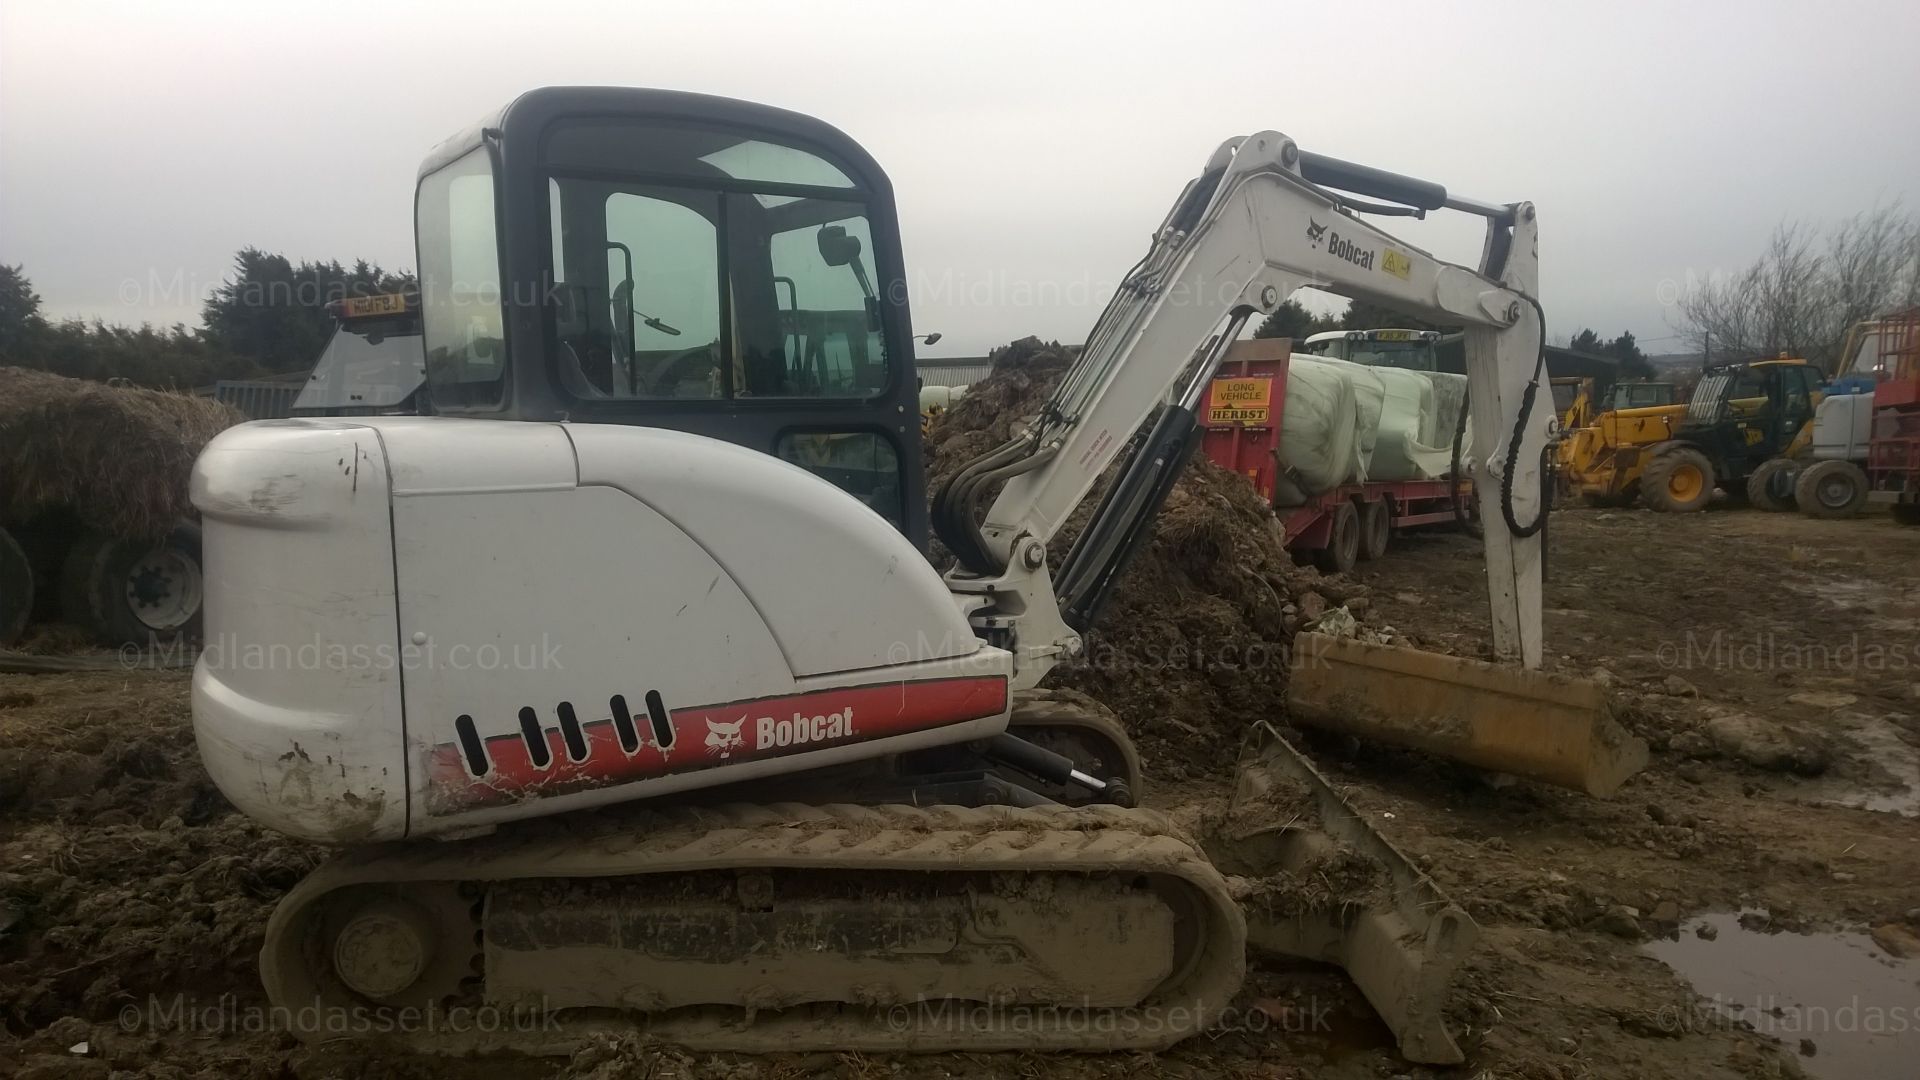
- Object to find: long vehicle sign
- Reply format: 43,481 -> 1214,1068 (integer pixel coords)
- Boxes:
1207,376 -> 1273,424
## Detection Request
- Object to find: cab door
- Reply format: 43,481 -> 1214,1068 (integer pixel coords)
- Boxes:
1773,365 -> 1819,454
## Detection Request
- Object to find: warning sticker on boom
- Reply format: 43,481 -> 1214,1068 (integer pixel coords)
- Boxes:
1208,377 -> 1273,424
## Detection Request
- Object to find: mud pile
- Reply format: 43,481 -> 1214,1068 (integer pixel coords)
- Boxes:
925,338 -> 1365,780
0,672 -> 319,1057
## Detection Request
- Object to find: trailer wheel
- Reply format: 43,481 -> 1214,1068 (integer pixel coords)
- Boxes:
1794,460 -> 1868,519
60,521 -> 205,647
0,526 -> 31,647
1357,500 -> 1390,561
1745,458 -> 1799,512
1314,503 -> 1360,574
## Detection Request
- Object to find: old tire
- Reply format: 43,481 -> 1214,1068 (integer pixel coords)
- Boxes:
59,521 -> 205,647
1794,460 -> 1868,519
1641,448 -> 1716,513
1745,458 -> 1800,512
1357,500 -> 1390,561
1314,502 -> 1360,574
0,526 -> 31,647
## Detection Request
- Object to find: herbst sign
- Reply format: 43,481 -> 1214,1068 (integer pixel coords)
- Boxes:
1207,376 -> 1273,424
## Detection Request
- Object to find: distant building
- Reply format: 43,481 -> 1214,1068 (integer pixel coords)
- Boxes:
917,356 -> 992,388
1434,335 -> 1633,395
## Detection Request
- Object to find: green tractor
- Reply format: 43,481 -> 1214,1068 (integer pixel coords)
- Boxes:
1639,358 -> 1828,513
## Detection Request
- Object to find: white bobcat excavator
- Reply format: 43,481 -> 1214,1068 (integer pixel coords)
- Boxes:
189,87 -> 1622,1064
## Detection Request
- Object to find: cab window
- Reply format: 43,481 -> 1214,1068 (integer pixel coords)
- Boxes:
1726,370 -> 1769,415
771,203 -> 885,397
1780,366 -> 1818,418
543,120 -> 890,403
417,147 -> 506,406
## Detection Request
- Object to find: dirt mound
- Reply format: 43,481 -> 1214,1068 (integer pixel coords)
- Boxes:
923,337 -> 1076,493
925,337 -> 1353,780
0,671 -> 321,1043
0,367 -> 243,542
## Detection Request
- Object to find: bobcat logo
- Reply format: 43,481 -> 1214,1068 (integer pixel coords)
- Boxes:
1305,219 -> 1327,248
705,716 -> 746,758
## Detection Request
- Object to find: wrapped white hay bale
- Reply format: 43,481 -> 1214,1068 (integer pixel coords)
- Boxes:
1370,368 -> 1473,480
1421,370 -> 1470,448
1346,362 -> 1385,479
1369,367 -> 1439,479
1275,358 -> 1474,490
1276,355 -> 1362,491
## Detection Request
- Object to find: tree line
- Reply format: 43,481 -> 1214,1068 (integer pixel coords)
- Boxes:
8,204 -> 1915,391
0,250 -> 413,389
1675,204 -> 1919,373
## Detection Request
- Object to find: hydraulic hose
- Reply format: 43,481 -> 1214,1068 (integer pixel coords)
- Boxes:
1498,294 -> 1550,540
1450,385 -> 1481,538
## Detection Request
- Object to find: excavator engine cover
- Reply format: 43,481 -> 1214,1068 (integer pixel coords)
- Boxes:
190,418 -> 1015,844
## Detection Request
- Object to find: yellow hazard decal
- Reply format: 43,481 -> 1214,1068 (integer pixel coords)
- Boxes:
1208,377 -> 1272,424
1382,248 -> 1412,280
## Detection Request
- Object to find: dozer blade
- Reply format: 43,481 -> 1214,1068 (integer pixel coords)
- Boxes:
1286,632 -> 1647,796
1209,723 -> 1477,1066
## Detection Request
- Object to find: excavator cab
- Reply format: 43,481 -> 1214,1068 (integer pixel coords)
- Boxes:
413,87 -> 928,544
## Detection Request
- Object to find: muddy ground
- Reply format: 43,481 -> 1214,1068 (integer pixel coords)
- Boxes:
3,504 -> 1918,1079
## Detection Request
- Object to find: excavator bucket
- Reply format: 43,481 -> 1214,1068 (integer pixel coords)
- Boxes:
1286,632 -> 1647,796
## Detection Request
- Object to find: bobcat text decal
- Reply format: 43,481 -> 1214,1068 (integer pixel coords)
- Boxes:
1307,218 -> 1375,270
422,676 -> 1008,813
759,706 -> 853,749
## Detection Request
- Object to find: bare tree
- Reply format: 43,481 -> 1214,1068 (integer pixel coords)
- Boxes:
1677,204 -> 1919,371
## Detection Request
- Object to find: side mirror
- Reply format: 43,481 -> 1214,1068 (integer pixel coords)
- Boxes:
817,225 -> 863,267
606,241 -> 637,351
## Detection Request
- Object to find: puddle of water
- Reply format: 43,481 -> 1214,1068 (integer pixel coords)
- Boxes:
1797,715 -> 1920,817
1645,912 -> 1920,1080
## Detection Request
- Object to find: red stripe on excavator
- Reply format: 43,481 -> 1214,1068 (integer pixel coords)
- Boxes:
423,675 -> 1009,813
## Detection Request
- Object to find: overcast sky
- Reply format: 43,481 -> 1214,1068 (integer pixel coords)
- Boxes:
4,0 -> 1918,357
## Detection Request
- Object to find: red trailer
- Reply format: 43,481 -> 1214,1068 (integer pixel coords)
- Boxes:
1867,309 -> 1920,525
1200,342 -> 1471,572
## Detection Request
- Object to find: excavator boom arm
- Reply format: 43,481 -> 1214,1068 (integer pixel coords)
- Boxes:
937,131 -> 1548,686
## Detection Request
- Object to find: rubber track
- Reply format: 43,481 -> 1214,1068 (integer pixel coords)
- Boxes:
263,802 -> 1247,1055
